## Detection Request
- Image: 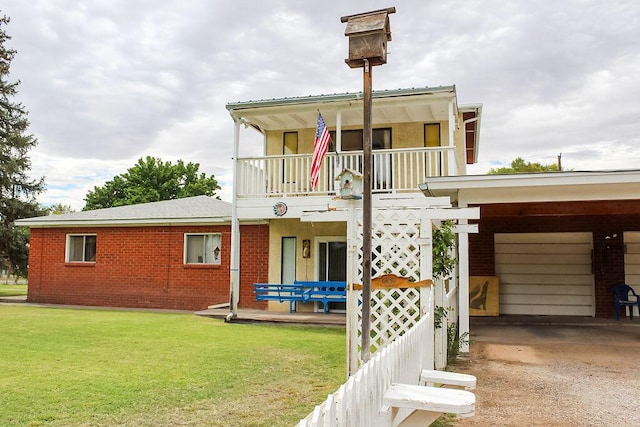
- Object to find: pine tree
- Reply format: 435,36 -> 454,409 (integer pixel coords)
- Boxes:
0,15 -> 45,277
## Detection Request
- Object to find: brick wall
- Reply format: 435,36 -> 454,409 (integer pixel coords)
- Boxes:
469,200 -> 640,318
27,223 -> 269,311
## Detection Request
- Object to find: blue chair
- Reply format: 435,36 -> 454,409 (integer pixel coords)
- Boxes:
611,284 -> 640,320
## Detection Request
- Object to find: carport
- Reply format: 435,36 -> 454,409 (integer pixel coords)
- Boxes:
422,170 -> 640,318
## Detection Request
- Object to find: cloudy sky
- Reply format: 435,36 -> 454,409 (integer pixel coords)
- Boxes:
3,0 -> 640,210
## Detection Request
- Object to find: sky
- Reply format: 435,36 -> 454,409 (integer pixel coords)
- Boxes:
3,0 -> 640,210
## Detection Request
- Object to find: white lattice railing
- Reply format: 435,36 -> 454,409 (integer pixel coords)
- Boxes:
297,287 -> 435,427
236,147 -> 455,197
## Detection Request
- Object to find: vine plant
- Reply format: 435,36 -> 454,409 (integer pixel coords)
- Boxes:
432,219 -> 457,280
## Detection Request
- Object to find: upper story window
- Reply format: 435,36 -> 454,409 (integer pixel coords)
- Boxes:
184,233 -> 222,265
330,128 -> 391,151
283,132 -> 298,155
425,123 -> 441,147
66,234 -> 96,262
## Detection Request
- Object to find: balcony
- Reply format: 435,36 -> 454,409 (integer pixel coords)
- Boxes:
236,147 -> 456,198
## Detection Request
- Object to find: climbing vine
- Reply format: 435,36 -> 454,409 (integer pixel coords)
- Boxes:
432,220 -> 456,279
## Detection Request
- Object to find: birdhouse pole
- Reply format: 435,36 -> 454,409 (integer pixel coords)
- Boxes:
341,7 -> 395,363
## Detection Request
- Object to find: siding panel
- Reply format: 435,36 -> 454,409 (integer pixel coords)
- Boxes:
495,232 -> 594,316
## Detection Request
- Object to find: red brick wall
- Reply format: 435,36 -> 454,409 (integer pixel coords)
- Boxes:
469,200 -> 640,318
27,224 -> 269,311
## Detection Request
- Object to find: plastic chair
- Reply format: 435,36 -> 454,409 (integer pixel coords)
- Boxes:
611,284 -> 640,320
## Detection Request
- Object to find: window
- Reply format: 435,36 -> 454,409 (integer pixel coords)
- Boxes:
66,234 -> 96,262
329,128 -> 391,152
184,233 -> 222,265
425,123 -> 441,147
282,132 -> 298,183
281,237 -> 296,284
283,132 -> 298,155
330,128 -> 392,189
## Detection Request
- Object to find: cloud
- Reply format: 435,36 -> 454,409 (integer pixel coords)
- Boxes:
2,0 -> 640,209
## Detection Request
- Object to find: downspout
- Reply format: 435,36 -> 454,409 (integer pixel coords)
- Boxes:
227,116 -> 242,322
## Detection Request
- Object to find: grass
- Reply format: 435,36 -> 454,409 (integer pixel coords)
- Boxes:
0,306 -> 346,426
0,284 -> 27,297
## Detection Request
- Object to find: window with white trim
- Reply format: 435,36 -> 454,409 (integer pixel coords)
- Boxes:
66,234 -> 97,262
184,233 -> 222,265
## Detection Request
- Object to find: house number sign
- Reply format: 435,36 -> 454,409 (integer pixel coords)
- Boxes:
273,201 -> 288,217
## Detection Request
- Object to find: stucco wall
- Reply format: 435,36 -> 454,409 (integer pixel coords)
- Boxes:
26,224 -> 269,311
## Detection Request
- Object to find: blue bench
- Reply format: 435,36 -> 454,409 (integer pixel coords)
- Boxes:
295,281 -> 347,314
253,284 -> 306,313
253,281 -> 347,314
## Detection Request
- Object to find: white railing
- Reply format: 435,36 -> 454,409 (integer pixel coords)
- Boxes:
297,287 -> 435,427
237,147 -> 456,197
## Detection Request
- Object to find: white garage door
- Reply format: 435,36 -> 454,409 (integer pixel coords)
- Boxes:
495,233 -> 594,316
623,232 -> 640,317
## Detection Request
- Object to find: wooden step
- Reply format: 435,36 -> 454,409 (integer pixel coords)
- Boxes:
384,383 -> 475,415
420,369 -> 477,390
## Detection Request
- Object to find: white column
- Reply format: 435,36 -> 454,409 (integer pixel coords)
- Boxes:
336,110 -> 342,153
458,224 -> 470,354
448,100 -> 457,176
420,217 -> 435,370
346,204 -> 360,376
229,118 -> 241,319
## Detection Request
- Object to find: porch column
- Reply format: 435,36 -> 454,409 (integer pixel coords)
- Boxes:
229,118 -> 241,318
448,100 -> 457,175
336,109 -> 342,153
458,220 -> 471,354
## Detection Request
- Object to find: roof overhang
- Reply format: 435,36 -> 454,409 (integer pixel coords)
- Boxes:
420,170 -> 640,205
226,86 -> 459,132
15,217 -> 233,228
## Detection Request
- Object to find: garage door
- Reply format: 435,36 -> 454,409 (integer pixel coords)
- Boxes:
623,232 -> 640,317
495,233 -> 594,316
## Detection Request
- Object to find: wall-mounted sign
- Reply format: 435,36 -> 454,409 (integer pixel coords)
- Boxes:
273,201 -> 288,217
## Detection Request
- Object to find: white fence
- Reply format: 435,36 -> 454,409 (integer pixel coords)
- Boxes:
298,287 -> 435,427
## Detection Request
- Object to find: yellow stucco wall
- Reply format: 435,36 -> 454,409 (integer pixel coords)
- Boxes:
266,218 -> 347,312
265,121 -> 455,154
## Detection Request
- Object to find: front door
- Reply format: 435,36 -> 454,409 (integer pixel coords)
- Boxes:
317,238 -> 347,313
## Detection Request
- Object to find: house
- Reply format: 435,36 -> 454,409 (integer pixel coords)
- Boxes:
225,85 -> 481,314
15,196 -> 268,311
226,83 -> 640,323
423,170 -> 640,319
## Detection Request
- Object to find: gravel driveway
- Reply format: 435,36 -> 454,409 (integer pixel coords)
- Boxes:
452,319 -> 640,426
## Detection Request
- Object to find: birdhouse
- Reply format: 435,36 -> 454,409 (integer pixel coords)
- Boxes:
336,168 -> 363,199
341,7 -> 395,68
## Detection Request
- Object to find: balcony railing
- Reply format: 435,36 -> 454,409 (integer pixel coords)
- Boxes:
236,147 -> 456,198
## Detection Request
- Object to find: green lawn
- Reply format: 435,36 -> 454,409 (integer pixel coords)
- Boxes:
0,306 -> 346,426
0,284 -> 27,297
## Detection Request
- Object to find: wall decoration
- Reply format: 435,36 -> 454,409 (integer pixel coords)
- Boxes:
273,201 -> 287,217
302,239 -> 311,258
469,276 -> 499,316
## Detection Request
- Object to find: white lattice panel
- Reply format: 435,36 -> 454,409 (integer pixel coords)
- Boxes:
352,208 -> 430,364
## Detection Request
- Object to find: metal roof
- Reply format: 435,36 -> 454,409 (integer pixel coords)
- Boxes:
225,86 -> 460,132
226,86 -> 456,111
16,196 -> 232,228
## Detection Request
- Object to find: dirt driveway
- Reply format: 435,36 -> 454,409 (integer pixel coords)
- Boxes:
452,319 -> 640,426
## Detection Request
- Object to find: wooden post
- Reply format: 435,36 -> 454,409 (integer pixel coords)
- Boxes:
341,6 -> 395,366
361,59 -> 373,362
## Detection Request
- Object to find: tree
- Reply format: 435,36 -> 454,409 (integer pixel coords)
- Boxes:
48,203 -> 75,215
84,156 -> 220,210
488,157 -> 560,174
0,15 -> 45,277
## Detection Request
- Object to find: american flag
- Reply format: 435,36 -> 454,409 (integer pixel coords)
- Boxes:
310,113 -> 332,189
